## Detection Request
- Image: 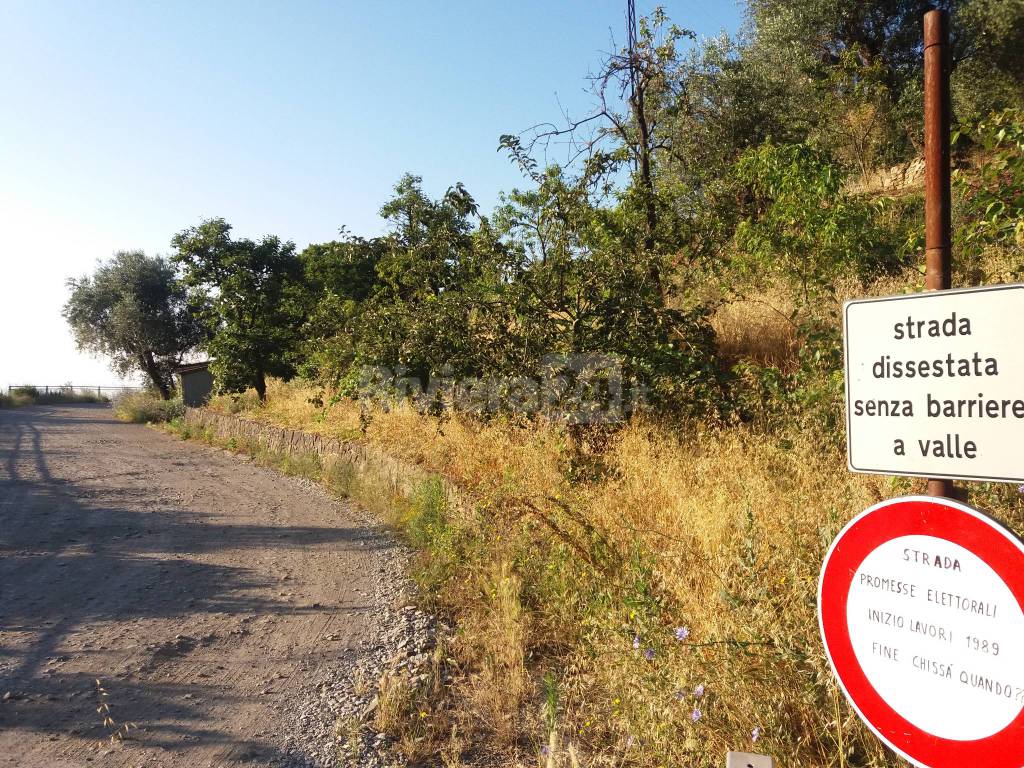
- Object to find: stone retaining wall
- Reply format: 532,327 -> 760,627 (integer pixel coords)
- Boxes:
183,407 -> 470,513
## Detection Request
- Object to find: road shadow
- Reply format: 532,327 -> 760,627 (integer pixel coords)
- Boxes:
0,405 -> 385,765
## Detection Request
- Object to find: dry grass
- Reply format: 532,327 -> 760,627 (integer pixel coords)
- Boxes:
204,386 -> 887,765
375,670 -> 413,735
200,280 -> 1024,768
711,270 -> 932,375
457,561 -> 529,748
212,379 -> 570,503
566,426 -> 890,763
712,292 -> 799,371
113,391 -> 184,423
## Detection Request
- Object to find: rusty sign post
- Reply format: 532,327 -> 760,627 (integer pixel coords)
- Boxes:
831,11 -> 1024,767
925,9 -> 954,501
923,8 -> 955,499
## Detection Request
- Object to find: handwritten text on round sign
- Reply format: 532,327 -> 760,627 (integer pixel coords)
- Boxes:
818,496 -> 1024,768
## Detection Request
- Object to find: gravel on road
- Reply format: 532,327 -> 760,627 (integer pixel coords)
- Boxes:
0,404 -> 434,768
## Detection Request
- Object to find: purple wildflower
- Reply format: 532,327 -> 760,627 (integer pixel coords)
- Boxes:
674,626 -> 690,641
644,647 -> 656,661
751,727 -> 761,743
691,708 -> 702,723
632,634 -> 640,650
693,683 -> 705,699
540,745 -> 551,757
1018,484 -> 1024,495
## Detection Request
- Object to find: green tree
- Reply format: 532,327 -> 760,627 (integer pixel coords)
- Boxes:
171,218 -> 303,400
733,143 -> 888,303
501,9 -> 695,279
741,0 -> 1024,167
351,175 -> 507,384
953,0 -> 1024,125
493,161 -> 720,414
63,251 -> 202,399
954,109 -> 1024,281
494,9 -> 724,414
295,233 -> 384,383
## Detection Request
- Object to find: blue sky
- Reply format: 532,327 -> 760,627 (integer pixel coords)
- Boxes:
0,0 -> 743,387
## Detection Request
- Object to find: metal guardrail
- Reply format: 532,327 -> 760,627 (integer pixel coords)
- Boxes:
6,385 -> 146,397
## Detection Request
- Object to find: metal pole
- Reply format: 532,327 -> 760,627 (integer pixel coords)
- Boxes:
924,9 -> 955,500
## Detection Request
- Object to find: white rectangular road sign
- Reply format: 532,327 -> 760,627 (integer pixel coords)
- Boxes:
844,284 -> 1024,483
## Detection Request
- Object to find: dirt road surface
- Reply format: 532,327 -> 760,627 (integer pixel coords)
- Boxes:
0,404 -> 389,767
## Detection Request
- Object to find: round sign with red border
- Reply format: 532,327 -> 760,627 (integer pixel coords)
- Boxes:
818,495 -> 1024,767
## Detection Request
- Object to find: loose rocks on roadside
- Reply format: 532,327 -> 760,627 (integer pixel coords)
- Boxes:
278,496 -> 451,768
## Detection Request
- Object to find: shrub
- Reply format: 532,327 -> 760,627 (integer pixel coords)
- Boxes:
733,143 -> 898,303
113,391 -> 184,423
954,109 -> 1024,283
208,389 -> 262,415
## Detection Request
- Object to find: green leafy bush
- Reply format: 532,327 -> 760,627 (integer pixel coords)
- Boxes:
733,143 -> 897,300
955,109 -> 1024,282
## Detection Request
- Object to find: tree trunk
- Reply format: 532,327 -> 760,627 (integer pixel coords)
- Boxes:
629,68 -> 663,299
634,106 -> 657,254
141,351 -> 171,400
254,367 -> 267,402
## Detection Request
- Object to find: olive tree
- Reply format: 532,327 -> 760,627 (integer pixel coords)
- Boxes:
63,250 -> 202,398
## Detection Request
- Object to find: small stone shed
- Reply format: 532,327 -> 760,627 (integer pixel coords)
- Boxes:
174,362 -> 214,407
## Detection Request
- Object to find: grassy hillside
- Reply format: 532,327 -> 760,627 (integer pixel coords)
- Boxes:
186,277 -> 1023,768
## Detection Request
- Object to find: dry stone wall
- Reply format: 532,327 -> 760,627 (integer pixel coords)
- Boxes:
183,407 -> 471,514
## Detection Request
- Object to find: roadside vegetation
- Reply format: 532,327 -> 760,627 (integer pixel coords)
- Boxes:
71,0 -> 1024,765
196,363 -> 1022,768
0,385 -> 109,408
112,390 -> 185,424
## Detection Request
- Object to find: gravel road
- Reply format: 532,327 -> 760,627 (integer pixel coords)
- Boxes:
0,404 -> 402,767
